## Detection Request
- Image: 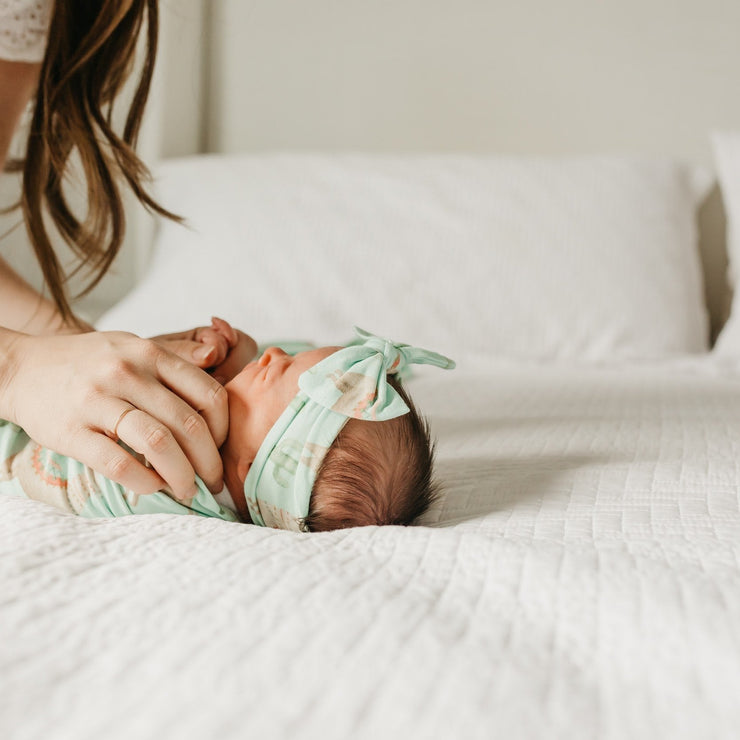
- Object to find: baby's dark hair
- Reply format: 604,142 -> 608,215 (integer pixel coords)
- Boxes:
303,376 -> 439,531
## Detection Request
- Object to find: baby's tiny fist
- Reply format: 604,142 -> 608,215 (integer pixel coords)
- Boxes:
211,317 -> 237,346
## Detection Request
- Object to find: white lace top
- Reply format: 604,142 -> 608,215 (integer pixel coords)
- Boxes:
0,0 -> 52,62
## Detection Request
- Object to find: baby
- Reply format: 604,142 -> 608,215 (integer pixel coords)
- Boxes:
0,326 -> 454,531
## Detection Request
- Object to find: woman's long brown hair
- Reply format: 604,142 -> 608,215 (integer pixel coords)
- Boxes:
19,0 -> 178,325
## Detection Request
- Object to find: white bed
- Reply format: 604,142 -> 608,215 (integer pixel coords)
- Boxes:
3,2 -> 740,739
3,360 -> 740,739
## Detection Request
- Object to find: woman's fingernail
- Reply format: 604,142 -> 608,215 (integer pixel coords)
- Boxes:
195,346 -> 215,362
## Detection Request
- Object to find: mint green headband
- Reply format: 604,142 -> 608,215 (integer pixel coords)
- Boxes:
243,327 -> 455,531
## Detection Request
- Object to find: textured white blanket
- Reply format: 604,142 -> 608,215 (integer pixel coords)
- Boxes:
2,360 -> 740,740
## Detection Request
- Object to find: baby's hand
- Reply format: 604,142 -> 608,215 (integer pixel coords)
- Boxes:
204,317 -> 258,384
150,318 -> 256,381
192,317 -> 233,366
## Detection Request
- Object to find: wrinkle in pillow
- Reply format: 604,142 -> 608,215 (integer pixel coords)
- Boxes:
97,154 -> 711,362
712,132 -> 740,355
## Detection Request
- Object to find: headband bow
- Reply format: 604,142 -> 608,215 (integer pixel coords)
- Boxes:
299,327 -> 455,422
243,328 -> 455,531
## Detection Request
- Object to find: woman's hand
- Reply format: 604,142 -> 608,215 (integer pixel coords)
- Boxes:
1,330 -> 229,499
152,317 -> 258,384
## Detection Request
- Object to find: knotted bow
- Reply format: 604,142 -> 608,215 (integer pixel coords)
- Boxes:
299,327 -> 455,421
243,328 -> 455,531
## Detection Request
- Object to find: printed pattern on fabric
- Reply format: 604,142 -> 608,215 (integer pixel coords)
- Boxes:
0,0 -> 52,62
0,420 -> 239,522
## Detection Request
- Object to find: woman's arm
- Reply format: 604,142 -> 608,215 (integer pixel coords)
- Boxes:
0,60 -> 228,496
0,256 -> 93,334
0,62 -> 254,498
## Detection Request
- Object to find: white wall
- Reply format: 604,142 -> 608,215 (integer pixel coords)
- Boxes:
207,0 -> 740,165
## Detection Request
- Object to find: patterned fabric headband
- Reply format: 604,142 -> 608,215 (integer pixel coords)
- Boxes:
243,327 -> 456,531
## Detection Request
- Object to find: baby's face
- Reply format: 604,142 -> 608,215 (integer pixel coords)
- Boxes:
221,346 -> 341,498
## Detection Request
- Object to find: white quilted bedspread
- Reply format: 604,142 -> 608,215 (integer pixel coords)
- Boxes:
3,359 -> 740,740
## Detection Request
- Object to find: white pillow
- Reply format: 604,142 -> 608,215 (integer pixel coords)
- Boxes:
711,132 -> 740,355
98,153 -> 711,362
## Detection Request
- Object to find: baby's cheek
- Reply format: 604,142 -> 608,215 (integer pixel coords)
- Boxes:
231,406 -> 272,462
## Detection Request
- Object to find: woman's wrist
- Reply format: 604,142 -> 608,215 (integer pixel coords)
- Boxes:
45,314 -> 95,336
0,320 -> 91,426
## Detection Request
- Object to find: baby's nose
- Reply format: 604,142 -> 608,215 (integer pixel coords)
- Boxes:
258,347 -> 288,366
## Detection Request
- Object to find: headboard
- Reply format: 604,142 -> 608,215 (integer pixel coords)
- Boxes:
2,0 -> 739,335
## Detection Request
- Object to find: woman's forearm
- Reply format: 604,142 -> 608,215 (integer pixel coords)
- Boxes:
0,257 -> 92,335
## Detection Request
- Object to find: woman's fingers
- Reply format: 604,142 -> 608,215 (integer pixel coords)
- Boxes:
194,327 -> 229,363
89,334 -> 228,495
113,408 -> 198,499
151,319 -> 242,371
81,429 -> 167,496
124,376 -> 224,495
153,332 -> 228,368
127,336 -> 229,492
144,352 -> 229,488
92,350 -> 226,497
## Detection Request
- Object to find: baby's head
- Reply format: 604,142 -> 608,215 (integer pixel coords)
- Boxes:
305,376 -> 436,530
222,329 -> 454,531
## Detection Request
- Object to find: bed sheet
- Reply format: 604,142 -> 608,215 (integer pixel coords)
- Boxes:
2,359 -> 740,740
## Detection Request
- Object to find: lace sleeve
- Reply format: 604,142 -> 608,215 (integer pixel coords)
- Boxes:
0,0 -> 52,63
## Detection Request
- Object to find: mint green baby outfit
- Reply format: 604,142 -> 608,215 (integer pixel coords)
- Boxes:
0,419 -> 239,521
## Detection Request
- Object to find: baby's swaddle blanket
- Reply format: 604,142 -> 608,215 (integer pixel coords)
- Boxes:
0,420 -> 238,521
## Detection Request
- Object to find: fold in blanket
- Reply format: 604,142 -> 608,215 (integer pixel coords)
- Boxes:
0,420 -> 239,521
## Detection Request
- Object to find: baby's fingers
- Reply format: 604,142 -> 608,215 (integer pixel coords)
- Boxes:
210,330 -> 259,384
211,316 -> 238,347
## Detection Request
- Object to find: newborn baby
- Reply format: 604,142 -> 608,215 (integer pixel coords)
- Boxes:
0,325 -> 454,531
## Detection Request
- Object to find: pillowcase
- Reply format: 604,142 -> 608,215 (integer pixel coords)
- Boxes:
97,153 -> 711,362
710,132 -> 740,355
